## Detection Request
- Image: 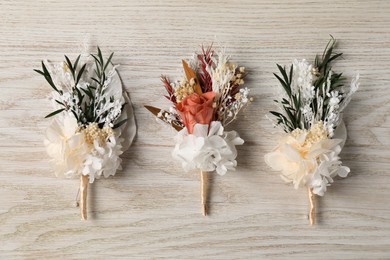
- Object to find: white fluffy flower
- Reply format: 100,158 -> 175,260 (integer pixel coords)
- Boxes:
264,122 -> 349,196
44,113 -> 126,183
44,113 -> 88,178
172,121 -> 244,175
311,146 -> 350,196
82,135 -> 123,183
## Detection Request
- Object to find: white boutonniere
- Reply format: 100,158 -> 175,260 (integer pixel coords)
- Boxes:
265,37 -> 359,225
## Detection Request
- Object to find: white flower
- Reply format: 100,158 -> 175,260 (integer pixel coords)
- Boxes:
44,113 -> 88,178
239,87 -> 250,103
324,112 -> 339,137
207,49 -> 235,94
188,54 -> 200,71
172,121 -> 244,175
302,104 -> 314,126
328,91 -> 340,107
292,59 -> 315,100
339,73 -> 360,112
264,122 -> 349,196
311,147 -> 350,196
44,113 -> 125,183
82,135 -> 123,183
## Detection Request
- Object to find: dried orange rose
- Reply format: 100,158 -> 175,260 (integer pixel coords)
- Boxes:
176,92 -> 216,134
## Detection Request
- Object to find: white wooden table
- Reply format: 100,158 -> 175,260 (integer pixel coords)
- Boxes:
1,0 -> 389,258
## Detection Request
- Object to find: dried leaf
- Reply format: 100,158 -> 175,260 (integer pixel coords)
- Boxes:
144,105 -> 161,117
181,60 -> 202,95
144,105 -> 182,131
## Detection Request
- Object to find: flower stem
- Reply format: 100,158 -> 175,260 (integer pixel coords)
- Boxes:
308,187 -> 315,225
201,171 -> 208,216
80,175 -> 89,220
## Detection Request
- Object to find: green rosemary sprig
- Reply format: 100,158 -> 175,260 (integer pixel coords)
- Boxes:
272,64 -> 301,132
313,37 -> 344,122
36,47 -> 127,129
270,36 -> 344,132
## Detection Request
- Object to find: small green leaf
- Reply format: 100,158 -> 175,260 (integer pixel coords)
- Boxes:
74,55 -> 81,70
91,77 -> 101,86
328,52 -> 343,63
103,52 -> 114,72
74,87 -> 83,102
97,47 -> 104,65
34,69 -> 45,76
95,59 -> 101,77
113,118 -> 127,129
269,111 -> 293,131
81,87 -> 93,98
76,64 -> 86,85
55,100 -> 64,106
64,55 -> 75,79
91,54 -> 102,65
281,98 -> 289,105
45,108 -> 65,118
277,64 -> 289,85
283,106 -> 297,129
41,61 -> 59,92
71,110 -> 79,121
274,73 -> 291,97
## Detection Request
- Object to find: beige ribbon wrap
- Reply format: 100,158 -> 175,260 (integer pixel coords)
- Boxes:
80,175 -> 89,220
201,171 -> 208,216
308,187 -> 315,225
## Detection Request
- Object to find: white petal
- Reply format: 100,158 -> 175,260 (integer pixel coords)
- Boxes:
338,166 -> 350,178
208,121 -> 224,136
264,151 -> 285,171
62,114 -> 78,138
283,144 -> 302,162
193,124 -> 209,137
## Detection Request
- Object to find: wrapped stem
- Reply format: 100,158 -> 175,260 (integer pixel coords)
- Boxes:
201,171 -> 208,216
308,187 -> 315,225
80,175 -> 89,220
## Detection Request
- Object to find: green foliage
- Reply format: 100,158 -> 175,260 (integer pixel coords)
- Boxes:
270,36 -> 344,132
271,64 -> 300,132
35,47 -> 127,129
44,108 -> 65,118
313,36 -> 344,121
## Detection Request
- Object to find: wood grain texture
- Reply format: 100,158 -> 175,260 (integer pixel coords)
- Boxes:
1,0 -> 390,259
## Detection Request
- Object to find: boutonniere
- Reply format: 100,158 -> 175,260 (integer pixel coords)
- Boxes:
265,37 -> 359,225
146,45 -> 251,215
36,47 -> 136,220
